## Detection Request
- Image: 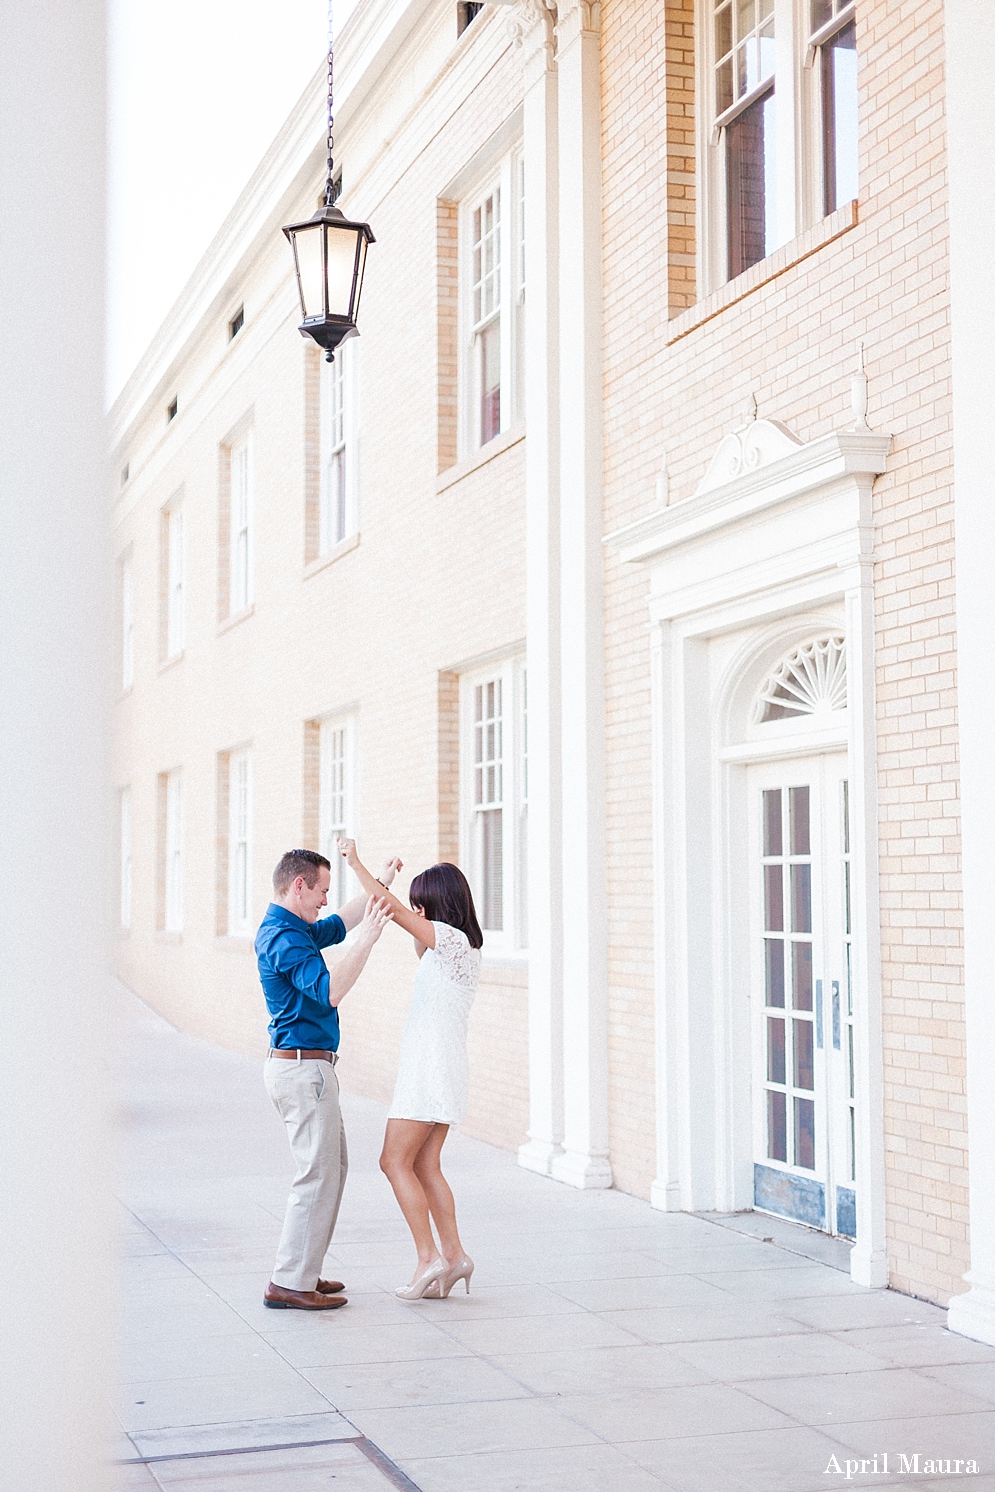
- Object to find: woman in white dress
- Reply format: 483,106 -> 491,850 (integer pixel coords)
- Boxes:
337,841 -> 482,1300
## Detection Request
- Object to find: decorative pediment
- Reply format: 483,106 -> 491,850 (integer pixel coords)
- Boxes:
694,415 -> 805,497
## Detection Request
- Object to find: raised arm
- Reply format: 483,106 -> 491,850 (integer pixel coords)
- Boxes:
336,839 -> 436,950
326,895 -> 393,1006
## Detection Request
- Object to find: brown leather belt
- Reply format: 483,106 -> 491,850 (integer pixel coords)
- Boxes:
269,1047 -> 337,1064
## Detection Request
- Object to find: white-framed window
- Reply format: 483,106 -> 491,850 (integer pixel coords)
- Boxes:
120,786 -> 132,931
460,657 -> 528,951
227,748 -> 252,936
164,768 -> 183,932
461,148 -> 524,455
229,430 -> 253,614
121,551 -> 134,690
702,0 -> 858,289
166,504 -> 185,657
319,343 -> 358,552
319,715 -> 357,910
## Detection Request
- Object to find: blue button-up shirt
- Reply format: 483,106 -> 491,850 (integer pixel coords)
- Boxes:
255,903 -> 347,1051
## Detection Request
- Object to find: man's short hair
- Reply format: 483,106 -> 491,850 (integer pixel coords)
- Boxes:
273,849 -> 331,895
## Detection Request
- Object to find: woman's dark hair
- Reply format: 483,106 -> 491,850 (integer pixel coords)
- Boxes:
408,863 -> 483,949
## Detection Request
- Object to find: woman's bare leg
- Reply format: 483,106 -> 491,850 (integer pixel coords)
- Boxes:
412,1123 -> 465,1263
380,1118 -> 441,1282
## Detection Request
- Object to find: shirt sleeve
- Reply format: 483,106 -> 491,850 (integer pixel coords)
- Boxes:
432,921 -> 470,978
271,930 -> 331,1006
311,913 -> 347,949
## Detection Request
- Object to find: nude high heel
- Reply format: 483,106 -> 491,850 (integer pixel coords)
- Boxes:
395,1257 -> 448,1301
438,1255 -> 474,1298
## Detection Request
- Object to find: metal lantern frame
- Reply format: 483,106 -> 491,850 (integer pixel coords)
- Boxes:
282,4 -> 375,361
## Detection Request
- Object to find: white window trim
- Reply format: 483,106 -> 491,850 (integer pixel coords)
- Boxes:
459,656 -> 528,954
319,341 -> 359,553
121,552 -> 134,691
166,504 -> 185,658
459,146 -> 524,460
229,429 -> 254,615
227,748 -> 253,937
164,768 -> 183,933
120,786 -> 132,931
319,713 -> 358,912
699,0 -> 856,296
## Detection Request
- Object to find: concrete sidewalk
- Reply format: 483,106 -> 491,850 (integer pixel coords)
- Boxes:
113,988 -> 995,1491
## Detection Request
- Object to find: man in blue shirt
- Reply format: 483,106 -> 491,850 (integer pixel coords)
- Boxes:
257,847 -> 395,1310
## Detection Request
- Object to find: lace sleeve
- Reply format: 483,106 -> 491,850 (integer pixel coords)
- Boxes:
431,922 -> 478,988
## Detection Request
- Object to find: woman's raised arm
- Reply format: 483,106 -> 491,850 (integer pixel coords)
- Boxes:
336,839 -> 436,949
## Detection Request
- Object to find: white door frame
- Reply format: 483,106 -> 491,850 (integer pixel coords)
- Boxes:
608,415 -> 890,1287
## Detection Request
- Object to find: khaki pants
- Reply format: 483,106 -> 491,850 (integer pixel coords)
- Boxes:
264,1055 -> 348,1291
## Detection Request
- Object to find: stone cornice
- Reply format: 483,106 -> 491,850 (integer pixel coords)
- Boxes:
509,0 -> 557,76
555,0 -> 601,48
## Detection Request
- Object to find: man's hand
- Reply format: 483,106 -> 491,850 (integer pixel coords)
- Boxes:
358,894 -> 393,945
378,855 -> 403,887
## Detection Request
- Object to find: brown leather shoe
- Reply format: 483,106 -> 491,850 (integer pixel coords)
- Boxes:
316,1279 -> 345,1294
264,1282 -> 347,1310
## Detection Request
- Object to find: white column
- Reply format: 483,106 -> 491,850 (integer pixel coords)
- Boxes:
845,557 -> 889,1288
514,1 -> 565,1176
945,0 -> 995,1348
550,0 -> 612,1189
0,2 -> 112,1488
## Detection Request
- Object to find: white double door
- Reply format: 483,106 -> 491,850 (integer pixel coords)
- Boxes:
748,750 -> 857,1237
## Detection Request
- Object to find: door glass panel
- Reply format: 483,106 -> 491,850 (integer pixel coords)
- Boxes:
765,938 -> 785,1006
768,1089 -> 787,1161
789,785 -> 810,854
763,788 -> 782,855
767,1016 -> 786,1083
793,1018 -> 814,1089
794,1096 -> 816,1168
792,941 -> 813,1010
790,863 -> 812,932
765,864 -> 784,930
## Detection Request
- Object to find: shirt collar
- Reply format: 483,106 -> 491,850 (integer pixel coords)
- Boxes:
263,902 -> 312,932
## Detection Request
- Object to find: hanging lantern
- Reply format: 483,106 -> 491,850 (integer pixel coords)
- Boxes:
282,5 -> 375,361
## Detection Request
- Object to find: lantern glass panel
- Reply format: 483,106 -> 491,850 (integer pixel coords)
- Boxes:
325,225 -> 361,319
294,223 -> 325,320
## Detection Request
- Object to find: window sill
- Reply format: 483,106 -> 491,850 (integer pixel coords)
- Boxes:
158,650 -> 185,675
304,531 -> 360,579
437,422 -> 526,493
216,934 -> 254,952
666,200 -> 858,345
218,603 -> 255,636
480,950 -> 529,985
155,931 -> 182,944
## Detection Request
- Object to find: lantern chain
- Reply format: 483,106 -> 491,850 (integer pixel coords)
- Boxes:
324,0 -> 336,207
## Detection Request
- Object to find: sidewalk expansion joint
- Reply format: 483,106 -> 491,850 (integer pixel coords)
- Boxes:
117,1433 -> 423,1491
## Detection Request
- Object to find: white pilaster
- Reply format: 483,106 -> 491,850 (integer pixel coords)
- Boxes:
550,0 -> 612,1188
844,558 -> 889,1288
513,0 -> 566,1177
0,1 -> 111,1486
944,0 -> 995,1348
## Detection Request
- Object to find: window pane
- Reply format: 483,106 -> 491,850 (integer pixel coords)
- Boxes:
479,320 -> 501,444
715,1 -> 732,58
789,785 -> 810,855
765,938 -> 785,1006
726,87 -> 777,278
764,864 -> 784,931
794,1096 -> 816,1168
768,1089 -> 787,1161
482,807 -> 503,930
790,863 -> 812,932
763,788 -> 782,856
792,941 -> 813,1011
767,1016 -> 786,1084
822,20 -> 858,214
793,1017 -> 815,1090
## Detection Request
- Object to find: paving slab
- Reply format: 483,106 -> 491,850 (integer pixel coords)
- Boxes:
114,984 -> 993,1491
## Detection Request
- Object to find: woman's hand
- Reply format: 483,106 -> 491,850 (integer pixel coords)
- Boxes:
336,837 -> 359,869
357,894 -> 393,946
378,855 -> 403,887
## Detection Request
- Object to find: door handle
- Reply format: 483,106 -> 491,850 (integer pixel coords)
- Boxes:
815,980 -> 824,1049
832,980 -> 841,1050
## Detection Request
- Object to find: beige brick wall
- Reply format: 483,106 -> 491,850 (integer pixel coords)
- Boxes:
599,0 -> 966,1300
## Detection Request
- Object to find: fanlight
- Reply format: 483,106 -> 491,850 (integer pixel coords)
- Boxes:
756,635 -> 847,723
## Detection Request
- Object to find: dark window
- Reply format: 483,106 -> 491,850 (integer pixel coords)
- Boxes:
726,86 -> 777,278
228,306 -> 244,340
821,19 -> 857,213
457,3 -> 484,37
167,397 -> 178,423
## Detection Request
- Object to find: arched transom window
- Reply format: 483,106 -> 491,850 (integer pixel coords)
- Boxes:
755,634 -> 847,723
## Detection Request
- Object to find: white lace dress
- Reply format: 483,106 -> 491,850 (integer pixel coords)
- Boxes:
388,921 -> 481,1125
